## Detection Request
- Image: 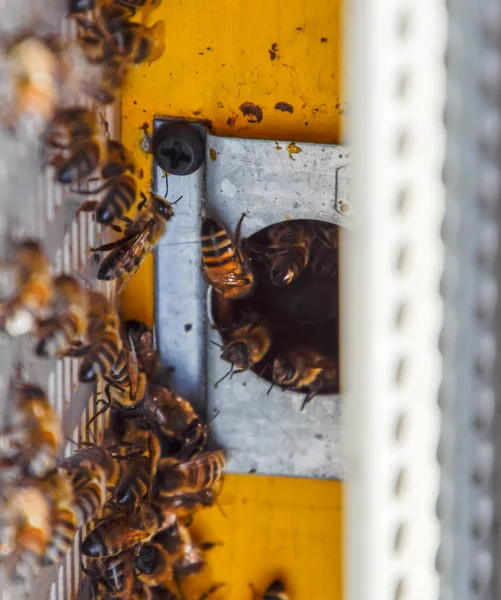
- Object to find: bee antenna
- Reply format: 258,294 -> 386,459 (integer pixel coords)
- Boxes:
163,176 -> 169,198
267,382 -> 275,395
214,363 -> 234,388
172,195 -> 183,204
208,408 -> 220,425
210,340 -> 224,349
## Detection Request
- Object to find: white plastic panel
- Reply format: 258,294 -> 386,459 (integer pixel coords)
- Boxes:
344,0 -> 446,599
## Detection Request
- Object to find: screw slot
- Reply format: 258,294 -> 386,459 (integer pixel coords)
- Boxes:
152,121 -> 205,176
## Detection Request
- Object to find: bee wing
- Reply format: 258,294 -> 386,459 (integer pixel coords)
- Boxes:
126,333 -> 140,398
116,230 -> 154,294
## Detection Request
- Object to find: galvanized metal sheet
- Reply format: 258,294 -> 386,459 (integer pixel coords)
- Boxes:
155,129 -> 350,479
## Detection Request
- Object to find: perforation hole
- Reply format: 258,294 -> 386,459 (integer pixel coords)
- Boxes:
395,357 -> 408,386
473,387 -> 495,432
394,468 -> 407,497
394,413 -> 407,443
476,278 -> 498,322
393,522 -> 406,552
471,496 -> 493,540
472,441 -> 494,484
470,551 -> 492,594
475,333 -> 496,377
478,166 -> 500,210
396,187 -> 410,215
395,301 -> 407,329
394,577 -> 406,600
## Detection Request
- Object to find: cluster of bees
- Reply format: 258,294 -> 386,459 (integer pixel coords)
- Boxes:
202,216 -> 339,409
0,0 -> 165,135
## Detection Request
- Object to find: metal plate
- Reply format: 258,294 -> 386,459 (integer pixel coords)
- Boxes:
155,128 -> 350,479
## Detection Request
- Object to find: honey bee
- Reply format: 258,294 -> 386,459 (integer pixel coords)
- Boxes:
0,485 -> 52,582
260,580 -> 288,600
0,239 -> 53,337
76,139 -> 138,227
201,215 -> 254,299
0,381 -> 62,478
0,32 -> 67,135
93,192 -> 175,293
155,450 -> 226,499
124,319 -> 162,382
109,424 -> 161,507
40,471 -> 78,566
69,290 -> 122,382
272,347 -> 337,410
84,551 -> 135,599
35,274 -> 89,357
254,222 -> 312,286
219,319 -> 271,372
144,385 -> 207,460
60,444 -> 121,495
156,489 -> 214,521
44,106 -> 104,184
133,542 -> 173,587
81,503 -> 176,558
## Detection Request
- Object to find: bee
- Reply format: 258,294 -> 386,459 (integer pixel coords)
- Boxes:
155,450 -> 226,499
219,319 -> 271,372
44,107 -> 104,185
109,424 -> 161,507
84,551 -> 135,599
35,274 -> 89,357
156,489 -> 214,521
272,347 -> 337,410
201,215 -> 254,299
0,485 -> 52,582
144,385 -> 207,460
93,191 -> 175,293
81,503 -> 177,558
0,239 -> 53,337
60,444 -> 121,496
40,471 -> 79,566
124,319 -> 162,381
105,346 -> 148,410
0,381 -> 62,478
0,32 -> 67,135
260,580 -> 288,600
70,290 -> 122,382
134,521 -> 203,585
254,222 -> 312,286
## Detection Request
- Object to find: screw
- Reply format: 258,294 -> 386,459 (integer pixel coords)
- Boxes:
152,121 -> 205,176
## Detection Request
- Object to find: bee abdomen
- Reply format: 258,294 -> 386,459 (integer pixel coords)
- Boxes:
201,219 -> 235,267
115,459 -> 150,506
36,314 -> 79,357
81,528 -> 109,557
56,142 -> 100,184
79,332 -> 120,382
96,175 -> 137,225
73,482 -> 104,526
185,450 -> 226,490
41,509 -> 77,565
97,249 -> 129,281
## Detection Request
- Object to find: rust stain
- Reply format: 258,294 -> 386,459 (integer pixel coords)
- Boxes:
226,114 -> 238,126
268,42 -> 279,60
193,110 -> 202,116
274,102 -> 294,113
239,102 -> 263,124
287,142 -> 302,160
216,101 -> 224,108
209,148 -> 218,161
321,37 -> 328,43
140,122 -> 149,132
138,168 -> 144,180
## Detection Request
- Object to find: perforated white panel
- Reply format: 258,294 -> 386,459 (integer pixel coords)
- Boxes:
344,1 -> 446,599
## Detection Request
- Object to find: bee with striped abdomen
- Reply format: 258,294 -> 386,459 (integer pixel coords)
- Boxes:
44,106 -> 104,185
253,221 -> 312,286
40,471 -> 79,567
35,274 -> 89,357
109,423 -> 161,507
0,380 -> 62,479
84,551 -> 135,600
272,347 -> 337,410
0,239 -> 53,338
69,290 -> 122,383
155,450 -> 226,499
81,503 -> 176,558
201,214 -> 254,299
59,444 -> 121,496
93,192 -> 174,293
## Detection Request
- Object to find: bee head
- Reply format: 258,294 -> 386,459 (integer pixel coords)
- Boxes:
221,341 -> 252,370
272,356 -> 297,386
151,194 -> 174,221
133,544 -> 158,574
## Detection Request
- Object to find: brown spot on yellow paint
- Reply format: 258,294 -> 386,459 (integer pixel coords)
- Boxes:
133,100 -> 137,105
209,148 -> 217,161
321,37 -> 328,43
274,102 -> 294,113
239,102 -> 263,124
226,114 -> 237,126
193,110 -> 202,115
287,142 -> 302,160
295,25 -> 304,31
268,42 -> 279,60
138,168 -> 144,180
140,122 -> 149,132
216,101 -> 224,108
206,46 -> 213,51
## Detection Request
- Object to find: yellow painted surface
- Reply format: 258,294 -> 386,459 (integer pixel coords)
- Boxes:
120,0 -> 344,598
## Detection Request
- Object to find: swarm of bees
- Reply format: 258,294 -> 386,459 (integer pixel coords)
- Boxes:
204,217 -> 339,410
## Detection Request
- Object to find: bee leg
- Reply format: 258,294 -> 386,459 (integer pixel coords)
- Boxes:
138,192 -> 148,210
87,396 -> 111,432
77,200 -> 99,214
300,386 -> 319,411
214,363 -> 234,388
66,341 -> 91,357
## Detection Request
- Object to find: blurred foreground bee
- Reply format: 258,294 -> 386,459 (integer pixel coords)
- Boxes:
201,215 -> 254,299
81,503 -> 176,558
219,319 -> 271,373
60,444 -> 121,496
35,274 -> 89,357
155,450 -> 226,499
253,222 -> 312,286
84,551 -> 135,599
0,32 -> 68,135
69,290 -> 122,382
0,239 -> 53,337
44,106 -> 104,184
0,381 -> 62,478
93,192 -> 175,292
0,485 -> 52,582
272,347 -> 337,410
40,471 -> 78,566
